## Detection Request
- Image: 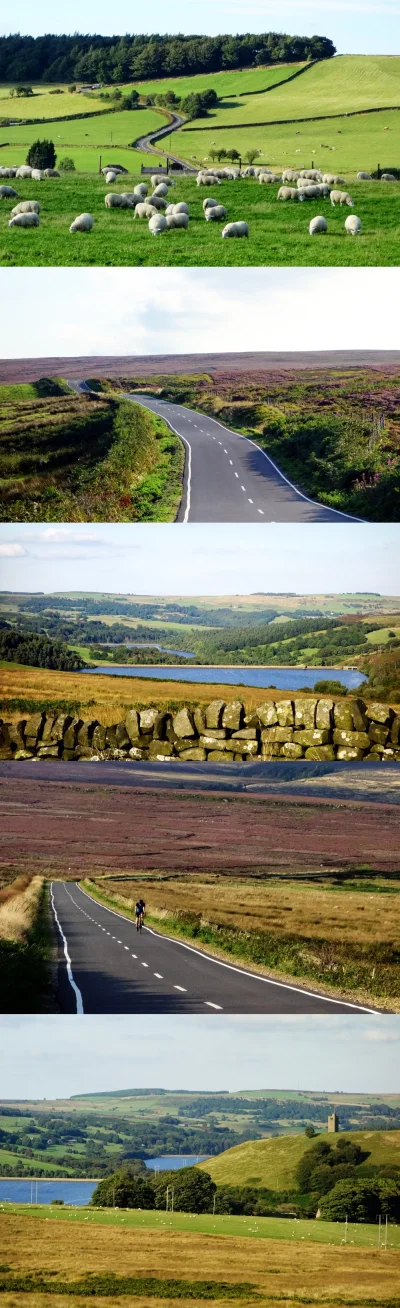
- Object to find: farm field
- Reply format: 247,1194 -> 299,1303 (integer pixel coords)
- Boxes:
0,1207 -> 399,1308
178,108 -> 400,175
199,1130 -> 400,1191
1,173 -> 399,266
0,106 -> 164,171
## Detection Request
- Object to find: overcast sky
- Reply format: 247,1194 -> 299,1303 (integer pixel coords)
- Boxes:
0,523 -> 399,594
1,1016 -> 399,1098
2,1 -> 400,56
0,270 -> 398,360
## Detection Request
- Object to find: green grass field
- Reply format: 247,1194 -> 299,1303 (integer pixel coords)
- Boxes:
0,107 -> 163,172
199,1132 -> 400,1193
0,85 -> 106,119
3,1202 -> 399,1249
1,173 -> 399,266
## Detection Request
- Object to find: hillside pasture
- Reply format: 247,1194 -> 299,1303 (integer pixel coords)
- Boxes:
1,173 -> 399,266
199,1130 -> 400,1192
0,107 -> 164,172
178,108 -> 400,177
0,85 -> 106,119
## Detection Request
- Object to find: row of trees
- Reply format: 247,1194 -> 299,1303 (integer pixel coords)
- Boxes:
0,624 -> 88,671
0,33 -> 336,84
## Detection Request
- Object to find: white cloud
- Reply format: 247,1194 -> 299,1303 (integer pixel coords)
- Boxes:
0,543 -> 26,557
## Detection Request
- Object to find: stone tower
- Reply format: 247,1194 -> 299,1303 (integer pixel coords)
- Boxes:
328,1112 -> 338,1133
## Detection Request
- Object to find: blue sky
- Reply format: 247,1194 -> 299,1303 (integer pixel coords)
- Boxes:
1,1016 -> 399,1098
0,523 -> 399,594
2,1 -> 400,56
0,269 -> 398,360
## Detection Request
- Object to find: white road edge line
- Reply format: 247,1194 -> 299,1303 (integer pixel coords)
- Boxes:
50,884 -> 84,1015
126,397 -> 192,522
77,884 -> 376,1013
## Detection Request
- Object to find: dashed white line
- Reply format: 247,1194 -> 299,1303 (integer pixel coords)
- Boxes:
241,485 -> 246,491
131,953 -> 137,959
234,472 -> 239,478
205,1002 -> 223,1010
142,962 -> 149,968
174,985 -> 187,992
229,460 -> 233,465
248,498 -> 253,504
154,972 -> 163,979
124,945 -> 129,951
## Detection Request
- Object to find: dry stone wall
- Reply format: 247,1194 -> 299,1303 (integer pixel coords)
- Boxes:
1,696 -> 400,762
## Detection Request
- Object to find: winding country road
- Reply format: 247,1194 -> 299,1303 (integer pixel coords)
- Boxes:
129,395 -> 363,523
135,110 -> 195,170
50,880 -> 374,1015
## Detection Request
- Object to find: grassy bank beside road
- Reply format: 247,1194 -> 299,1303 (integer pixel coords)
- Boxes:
0,876 -> 53,1013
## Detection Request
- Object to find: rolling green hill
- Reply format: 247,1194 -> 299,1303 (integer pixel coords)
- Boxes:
199,1130 -> 400,1192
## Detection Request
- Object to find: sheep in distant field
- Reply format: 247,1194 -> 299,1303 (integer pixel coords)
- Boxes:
345,214 -> 362,234
105,171 -> 117,184
300,169 -> 323,181
277,186 -> 300,201
330,190 -> 353,207
224,168 -> 240,179
309,215 -> 328,235
11,200 -> 40,215
16,166 -> 32,178
282,169 -> 299,183
0,185 -> 18,198
357,171 -> 372,180
382,172 -> 396,181
0,167 -> 16,178
152,183 -> 169,197
133,183 -> 148,199
205,204 -> 227,221
148,213 -> 168,235
166,212 -> 189,229
203,197 -> 219,211
259,172 -> 281,183
69,212 -> 94,233
30,169 -> 44,181
44,168 -> 60,178
9,211 -> 40,228
242,167 -> 255,177
197,173 -> 220,186
134,202 -> 157,219
222,220 -> 248,238
149,194 -> 167,210
151,174 -> 174,188
105,193 -> 135,209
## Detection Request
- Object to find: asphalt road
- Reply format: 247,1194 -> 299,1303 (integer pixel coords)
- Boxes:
50,881 -> 373,1015
130,395 -> 362,523
135,111 -> 195,170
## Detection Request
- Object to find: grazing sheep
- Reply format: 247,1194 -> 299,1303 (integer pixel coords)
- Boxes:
330,190 -> 353,207
16,166 -> 32,178
277,186 -> 300,201
169,201 -> 189,215
148,213 -> 168,235
309,215 -> 328,235
69,212 -> 94,233
298,184 -> 323,199
357,171 -> 372,180
149,194 -> 167,210
202,197 -> 219,212
300,169 -> 323,181
0,167 -> 17,178
282,169 -> 299,183
0,185 -> 18,198
204,204 -> 227,221
9,212 -> 40,228
105,170 -> 117,184
345,214 -> 362,235
323,174 -> 336,184
197,173 -> 220,186
30,169 -> 44,181
151,174 -> 174,188
166,212 -> 189,229
119,192 -> 139,204
105,192 -> 135,209
44,168 -> 60,178
152,183 -> 169,197
259,172 -> 281,183
134,202 -> 157,219
222,221 -> 248,238
11,200 -> 40,215
241,167 -> 255,177
382,172 -> 396,181
133,183 -> 148,199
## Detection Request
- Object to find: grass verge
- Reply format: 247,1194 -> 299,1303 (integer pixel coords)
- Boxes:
0,880 -> 54,1013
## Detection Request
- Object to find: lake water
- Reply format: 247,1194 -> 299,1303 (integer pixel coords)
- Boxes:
0,1159 -> 209,1206
124,645 -> 194,658
84,665 -> 365,691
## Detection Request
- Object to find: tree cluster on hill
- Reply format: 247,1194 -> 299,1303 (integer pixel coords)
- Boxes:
0,624 -> 88,671
0,33 -> 335,85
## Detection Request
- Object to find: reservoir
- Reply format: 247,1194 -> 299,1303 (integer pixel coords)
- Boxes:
0,1159 -> 209,1206
84,666 -> 365,691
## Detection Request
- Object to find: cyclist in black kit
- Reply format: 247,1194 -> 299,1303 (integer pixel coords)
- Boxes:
135,899 -> 146,931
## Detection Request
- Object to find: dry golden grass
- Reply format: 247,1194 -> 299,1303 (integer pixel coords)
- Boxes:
95,874 -> 400,950
0,876 -> 43,941
0,1211 -> 399,1306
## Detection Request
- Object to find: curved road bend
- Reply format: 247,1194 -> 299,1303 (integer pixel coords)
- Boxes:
135,111 -> 195,170
50,881 -> 375,1015
129,395 -> 363,524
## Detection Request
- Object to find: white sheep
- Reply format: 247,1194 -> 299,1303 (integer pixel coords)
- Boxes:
259,172 -> 281,184
0,185 -> 18,198
9,212 -> 40,228
241,167 -> 255,177
277,186 -> 300,201
152,183 -> 169,197
323,174 -> 336,184
282,169 -> 299,183
11,200 -> 40,215
69,213 -> 94,233
202,197 -> 219,211
30,169 -> 44,181
204,204 -> 227,221
44,168 -> 60,178
105,193 -> 135,209
134,202 -> 157,219
298,184 -> 322,199
345,214 -> 362,235
149,194 -> 167,209
148,213 -> 168,235
382,172 -> 396,181
330,190 -> 353,207
151,174 -> 174,189
133,183 -> 148,199
16,166 -> 32,178
197,173 -> 220,186
105,171 -> 117,184
166,212 -> 189,229
222,221 -> 248,238
0,167 -> 16,178
169,201 -> 189,215
357,171 -> 372,180
309,215 -> 328,235
300,169 -> 323,181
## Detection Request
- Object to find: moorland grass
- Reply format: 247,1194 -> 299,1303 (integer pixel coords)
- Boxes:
1,174 -> 399,266
0,880 -> 53,1014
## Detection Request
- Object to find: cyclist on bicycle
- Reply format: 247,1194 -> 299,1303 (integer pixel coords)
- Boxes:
135,900 -> 144,931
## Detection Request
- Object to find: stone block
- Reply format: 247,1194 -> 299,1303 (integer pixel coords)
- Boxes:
200,735 -> 228,750
7,722 -> 26,750
256,702 -> 278,727
0,746 -> 14,759
180,747 -> 207,761
116,722 -> 131,748
41,714 -> 58,742
193,706 -> 206,734
366,701 -> 394,725
205,699 -> 226,729
24,713 -> 45,743
304,745 -> 336,760
336,747 -> 366,760
139,708 -> 160,733
77,720 -> 98,747
222,700 -> 244,731
275,699 -> 294,727
347,698 -> 368,731
63,718 -> 83,749
148,740 -> 174,758
390,716 -> 400,746
368,722 -> 389,746
315,699 -> 334,729
37,745 -> 61,757
105,726 -> 118,749
294,698 -> 318,729
200,728 -> 227,739
153,711 -> 172,740
293,729 -> 330,746
62,749 -> 78,760
333,729 -> 370,749
50,715 -> 72,742
261,743 -> 282,757
261,727 -> 293,743
206,749 -> 231,761
14,749 -> 34,759
282,743 -> 304,758
239,740 -> 259,756
231,728 -> 258,740
92,724 -> 107,752
128,747 -> 145,760
173,707 -> 196,738
333,703 -> 355,730
125,709 -> 140,740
